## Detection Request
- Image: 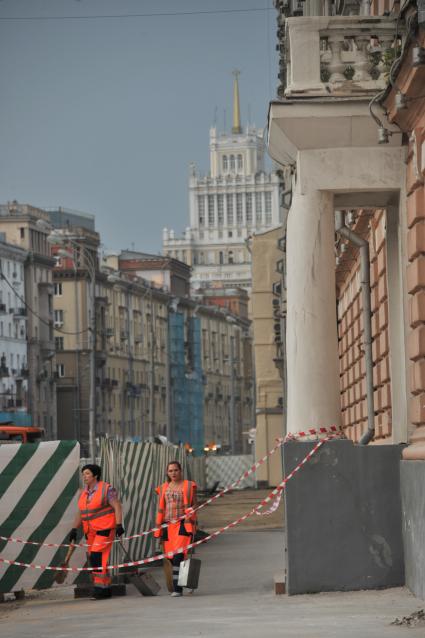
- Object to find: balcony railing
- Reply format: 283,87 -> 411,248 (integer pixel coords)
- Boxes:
13,307 -> 27,319
279,16 -> 399,99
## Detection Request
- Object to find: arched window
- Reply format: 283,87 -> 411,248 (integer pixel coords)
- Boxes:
222,155 -> 228,171
219,251 -> 224,265
228,250 -> 234,265
237,154 -> 243,170
230,155 -> 235,171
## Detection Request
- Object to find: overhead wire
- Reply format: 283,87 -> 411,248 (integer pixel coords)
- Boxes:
0,269 -> 91,336
0,7 -> 274,21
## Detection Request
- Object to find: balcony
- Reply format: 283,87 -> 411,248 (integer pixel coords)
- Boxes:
101,377 -> 119,389
13,307 -> 27,319
281,16 -> 398,99
126,382 -> 142,397
270,16 -> 402,163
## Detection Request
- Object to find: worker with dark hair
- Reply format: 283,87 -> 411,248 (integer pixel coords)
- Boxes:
155,461 -> 197,596
69,464 -> 124,599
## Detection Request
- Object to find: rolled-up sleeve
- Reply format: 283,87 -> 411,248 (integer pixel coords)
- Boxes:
107,486 -> 118,504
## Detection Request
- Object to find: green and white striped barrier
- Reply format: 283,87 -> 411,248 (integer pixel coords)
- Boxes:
0,440 -> 80,594
101,439 -> 189,567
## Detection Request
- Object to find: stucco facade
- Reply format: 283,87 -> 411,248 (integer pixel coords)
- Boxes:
251,227 -> 284,486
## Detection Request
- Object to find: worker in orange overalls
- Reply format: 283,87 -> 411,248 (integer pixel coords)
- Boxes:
69,464 -> 124,600
154,461 -> 197,597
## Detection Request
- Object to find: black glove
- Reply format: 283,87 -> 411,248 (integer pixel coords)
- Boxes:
116,524 -> 125,538
69,528 -> 78,543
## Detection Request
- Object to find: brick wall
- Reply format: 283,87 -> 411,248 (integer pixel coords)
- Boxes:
337,210 -> 392,442
406,130 -> 425,426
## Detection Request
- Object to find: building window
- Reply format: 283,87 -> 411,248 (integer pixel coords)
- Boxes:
219,251 -> 224,265
228,251 -> 234,265
20,228 -> 25,239
217,195 -> 224,226
56,363 -> 65,378
230,155 -> 235,171
208,195 -> 215,227
236,194 -> 243,225
255,192 -> 263,225
54,282 -> 63,296
226,195 -> 234,226
199,252 -> 204,265
265,192 -> 272,225
55,336 -> 64,351
246,193 -> 252,224
54,309 -> 64,327
222,155 -> 228,171
228,231 -> 233,238
198,196 -> 205,227
237,154 -> 243,170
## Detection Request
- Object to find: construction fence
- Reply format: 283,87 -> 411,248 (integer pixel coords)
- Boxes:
0,438 -> 254,593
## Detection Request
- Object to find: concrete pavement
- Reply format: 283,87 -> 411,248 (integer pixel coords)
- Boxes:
1,528 -> 424,637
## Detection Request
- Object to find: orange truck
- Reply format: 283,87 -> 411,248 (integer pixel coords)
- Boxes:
0,425 -> 44,444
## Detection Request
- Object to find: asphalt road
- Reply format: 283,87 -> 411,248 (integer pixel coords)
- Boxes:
1,528 -> 424,637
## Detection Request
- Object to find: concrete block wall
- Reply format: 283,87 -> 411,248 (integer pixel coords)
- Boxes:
284,440 -> 404,595
337,209 -> 392,442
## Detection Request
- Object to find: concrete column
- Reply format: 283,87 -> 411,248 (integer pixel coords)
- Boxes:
286,189 -> 341,434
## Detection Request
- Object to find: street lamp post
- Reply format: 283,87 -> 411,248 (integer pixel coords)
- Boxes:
148,291 -> 156,439
51,234 -> 97,462
226,315 -> 239,455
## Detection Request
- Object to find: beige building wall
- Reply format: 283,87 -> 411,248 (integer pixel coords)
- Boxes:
54,241 -> 169,453
199,308 -> 253,453
251,227 -> 284,486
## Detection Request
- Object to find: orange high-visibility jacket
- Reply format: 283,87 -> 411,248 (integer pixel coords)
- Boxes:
155,480 -> 196,531
78,481 -> 116,534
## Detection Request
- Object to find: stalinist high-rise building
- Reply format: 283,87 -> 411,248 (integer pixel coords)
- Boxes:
162,72 -> 281,292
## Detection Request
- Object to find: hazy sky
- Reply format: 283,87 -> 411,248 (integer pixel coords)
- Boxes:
0,0 -> 277,254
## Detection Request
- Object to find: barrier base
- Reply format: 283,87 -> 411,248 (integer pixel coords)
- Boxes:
74,583 -> 127,598
283,439 -> 404,595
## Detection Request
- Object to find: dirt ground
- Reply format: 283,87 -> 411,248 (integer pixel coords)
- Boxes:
197,488 -> 284,532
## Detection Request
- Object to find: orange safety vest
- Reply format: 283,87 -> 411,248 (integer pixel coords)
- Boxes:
155,480 -> 196,529
78,481 -> 116,534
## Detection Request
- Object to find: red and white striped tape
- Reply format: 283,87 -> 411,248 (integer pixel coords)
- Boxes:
254,491 -> 282,516
0,425 -> 343,551
0,435 -> 286,550
0,437 -> 331,572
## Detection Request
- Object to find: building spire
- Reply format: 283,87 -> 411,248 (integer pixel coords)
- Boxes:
232,69 -> 242,134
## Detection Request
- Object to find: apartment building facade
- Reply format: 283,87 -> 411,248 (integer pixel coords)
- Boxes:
0,203 -> 56,437
0,238 -> 29,423
267,0 -> 425,598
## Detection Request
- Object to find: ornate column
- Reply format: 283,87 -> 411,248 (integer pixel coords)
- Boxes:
286,188 -> 342,435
